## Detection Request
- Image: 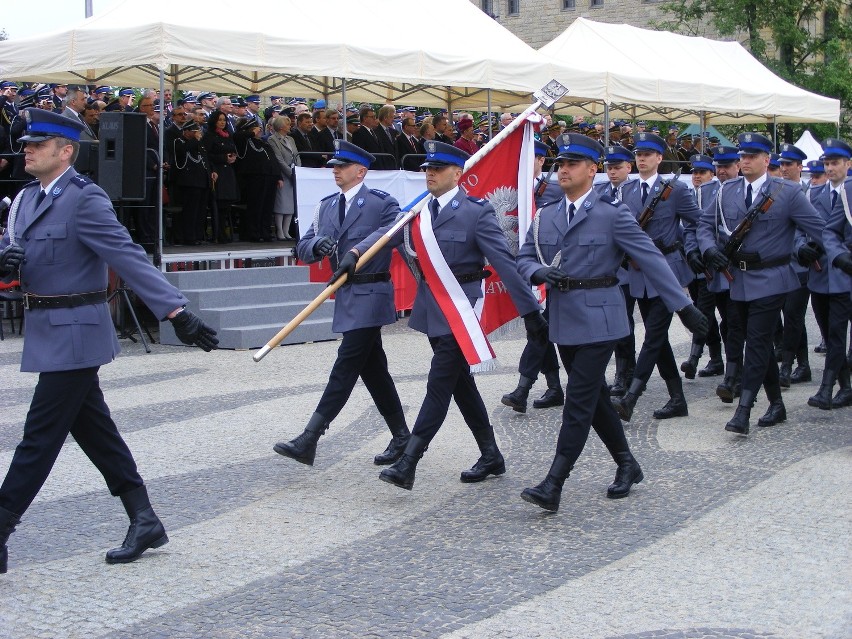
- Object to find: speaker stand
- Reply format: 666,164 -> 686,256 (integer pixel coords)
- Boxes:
108,278 -> 153,353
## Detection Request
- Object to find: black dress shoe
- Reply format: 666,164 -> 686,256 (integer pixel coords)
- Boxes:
790,363 -> 812,384
105,486 -> 169,564
652,395 -> 688,419
273,413 -> 328,466
698,356 -> 724,377
501,376 -> 533,413
460,450 -> 505,483
379,436 -> 428,490
520,454 -> 572,512
532,386 -> 564,409
607,452 -> 643,499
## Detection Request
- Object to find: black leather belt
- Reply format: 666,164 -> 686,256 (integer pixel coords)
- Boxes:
557,276 -> 619,291
348,271 -> 391,284
653,239 -> 683,255
731,254 -> 790,272
454,268 -> 492,284
23,290 -> 108,310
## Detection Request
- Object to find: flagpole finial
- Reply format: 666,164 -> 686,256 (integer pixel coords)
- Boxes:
534,80 -> 569,109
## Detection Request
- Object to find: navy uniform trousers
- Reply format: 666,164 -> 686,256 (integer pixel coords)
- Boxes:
517,296 -> 559,380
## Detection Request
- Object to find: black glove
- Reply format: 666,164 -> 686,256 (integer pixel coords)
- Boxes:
686,250 -> 705,274
0,244 -> 24,276
169,309 -> 219,352
530,267 -> 569,287
833,252 -> 852,275
796,241 -> 823,267
523,310 -> 549,342
677,304 -> 709,339
313,236 -> 335,258
331,250 -> 359,283
703,246 -> 729,271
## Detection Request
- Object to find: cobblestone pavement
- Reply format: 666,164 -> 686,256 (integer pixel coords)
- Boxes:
0,313 -> 849,639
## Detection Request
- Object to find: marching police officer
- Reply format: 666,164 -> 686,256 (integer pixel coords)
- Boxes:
349,141 -> 548,491
274,141 -> 410,467
698,133 -> 826,435
594,143 -> 636,397
501,140 -> 565,413
808,138 -> 852,409
0,109 -> 218,574
611,132 -> 703,422
515,134 -> 707,512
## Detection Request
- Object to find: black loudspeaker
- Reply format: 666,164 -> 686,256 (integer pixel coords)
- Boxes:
98,112 -> 147,201
74,140 -> 99,182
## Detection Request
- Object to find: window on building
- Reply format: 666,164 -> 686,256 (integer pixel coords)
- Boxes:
563,0 -> 575,9
481,0 -> 493,15
508,0 -> 520,15
590,0 -> 603,6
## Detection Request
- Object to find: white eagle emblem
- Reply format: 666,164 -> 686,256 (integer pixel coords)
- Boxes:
486,186 -> 520,255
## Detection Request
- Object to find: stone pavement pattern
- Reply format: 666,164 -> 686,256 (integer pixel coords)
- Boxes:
0,315 -> 849,639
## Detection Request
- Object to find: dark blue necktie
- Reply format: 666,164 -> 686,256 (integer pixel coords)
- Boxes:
35,190 -> 46,209
430,198 -> 440,223
568,202 -> 576,224
831,190 -> 838,210
641,183 -> 649,205
338,194 -> 346,226
745,184 -> 753,209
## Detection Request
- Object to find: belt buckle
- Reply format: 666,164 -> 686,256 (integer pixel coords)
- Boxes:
557,279 -> 570,292
69,294 -> 84,307
738,260 -> 748,271
23,293 -> 30,310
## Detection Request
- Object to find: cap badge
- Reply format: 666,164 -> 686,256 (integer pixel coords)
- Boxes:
334,139 -> 341,150
426,141 -> 436,153
744,133 -> 752,143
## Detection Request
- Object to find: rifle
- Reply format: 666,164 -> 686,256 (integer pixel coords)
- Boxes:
630,170 -> 681,269
535,162 -> 557,199
714,181 -> 783,282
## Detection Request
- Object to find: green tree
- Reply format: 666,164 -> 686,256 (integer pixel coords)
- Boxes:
654,0 -> 852,140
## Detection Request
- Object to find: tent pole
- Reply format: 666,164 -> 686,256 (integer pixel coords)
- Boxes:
603,102 -> 609,146
341,77 -> 346,134
157,68 -> 165,271
773,116 -> 778,150
699,110 -> 706,150
487,88 -> 492,137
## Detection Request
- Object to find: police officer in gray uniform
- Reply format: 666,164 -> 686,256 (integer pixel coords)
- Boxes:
515,134 -> 707,512
611,132 -> 703,422
699,132 -> 826,435
808,138 -> 852,409
274,141 -> 410,467
0,109 -> 218,574
349,141 -> 548,491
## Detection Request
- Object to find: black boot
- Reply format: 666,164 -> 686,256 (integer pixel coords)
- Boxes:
373,411 -> 411,465
653,377 -> 688,419
501,375 -> 534,413
533,369 -> 564,409
758,383 -> 786,427
716,362 -> 741,403
832,368 -> 852,408
521,454 -> 573,512
607,451 -> 644,499
808,369 -> 837,410
379,435 -> 428,490
725,390 -> 754,436
698,343 -> 724,377
608,358 -> 632,397
273,412 -> 329,465
460,425 -> 506,483
105,485 -> 168,564
612,378 -> 643,422
680,343 -> 703,380
778,350 -> 795,388
0,506 -> 21,574
814,339 -> 827,354
790,346 -> 812,384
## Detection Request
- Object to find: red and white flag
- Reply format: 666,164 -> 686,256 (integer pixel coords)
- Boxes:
458,113 -> 541,336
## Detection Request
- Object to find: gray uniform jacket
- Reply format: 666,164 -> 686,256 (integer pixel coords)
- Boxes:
621,176 -> 701,297
692,179 -> 730,293
516,192 -> 691,347
357,193 -> 541,338
822,178 -> 852,298
297,183 -> 399,333
697,176 -> 826,302
806,183 -> 851,295
2,170 -> 188,373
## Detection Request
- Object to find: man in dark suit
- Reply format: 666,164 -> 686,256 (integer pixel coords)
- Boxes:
516,134 -> 707,511
310,108 -> 338,165
699,133 -> 827,435
290,112 -> 319,167
372,105 -> 398,170
274,141 -> 410,468
351,142 -> 548,491
352,107 -> 382,159
0,109 -> 217,574
395,116 -> 422,171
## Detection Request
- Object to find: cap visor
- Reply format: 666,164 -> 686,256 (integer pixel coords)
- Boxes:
19,133 -> 54,143
419,160 -> 456,168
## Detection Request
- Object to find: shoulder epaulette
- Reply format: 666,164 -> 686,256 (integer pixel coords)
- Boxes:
467,196 -> 487,205
21,179 -> 39,190
71,175 -> 93,187
369,189 -> 390,199
320,193 -> 337,202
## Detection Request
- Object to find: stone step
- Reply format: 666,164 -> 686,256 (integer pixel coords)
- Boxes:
159,317 -> 338,350
198,300 -> 335,330
164,265 -> 311,289
181,282 -> 329,308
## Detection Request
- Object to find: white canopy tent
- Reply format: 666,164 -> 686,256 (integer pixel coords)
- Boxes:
794,130 -> 827,165
0,0 -> 566,110
539,18 -> 840,125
